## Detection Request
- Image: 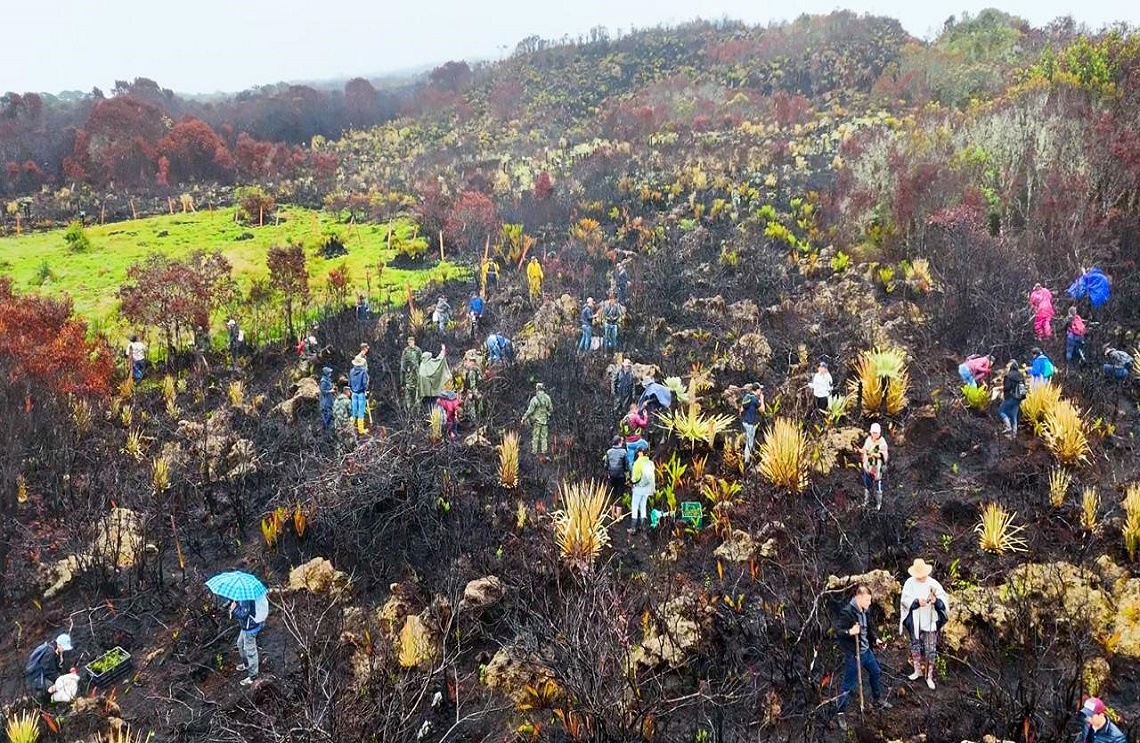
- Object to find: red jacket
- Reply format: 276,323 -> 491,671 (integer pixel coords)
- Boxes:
437,396 -> 461,422
964,355 -> 992,380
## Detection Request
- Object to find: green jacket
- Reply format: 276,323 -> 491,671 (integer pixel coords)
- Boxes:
523,391 -> 553,425
401,345 -> 422,379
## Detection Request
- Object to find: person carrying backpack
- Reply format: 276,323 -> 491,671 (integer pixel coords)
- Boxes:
1103,345 -> 1134,381
621,402 -> 650,468
1029,347 -> 1054,382
604,435 -> 629,500
25,633 -> 72,695
612,359 -> 636,417
1062,307 -> 1087,364
739,383 -> 764,464
230,595 -> 268,686
578,298 -> 596,354
400,337 -> 423,411
629,448 -> 655,537
1000,360 -> 1026,437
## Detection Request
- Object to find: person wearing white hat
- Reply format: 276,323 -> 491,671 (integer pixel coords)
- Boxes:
859,423 -> 889,510
899,558 -> 949,690
24,633 -> 72,695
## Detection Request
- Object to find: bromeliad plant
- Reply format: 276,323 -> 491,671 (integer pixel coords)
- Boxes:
551,480 -> 614,572
850,347 -> 909,416
975,503 -> 1028,554
1048,467 -> 1071,509
5,711 -> 39,743
758,417 -> 808,493
660,453 -> 688,512
1020,380 -> 1062,428
1082,487 -> 1100,531
1123,485 -> 1140,561
1043,400 -> 1090,465
658,363 -> 735,450
499,432 -> 520,488
825,393 -> 850,427
961,384 -> 991,412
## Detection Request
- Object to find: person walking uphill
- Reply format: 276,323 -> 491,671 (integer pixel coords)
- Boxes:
1078,697 -> 1127,743
349,354 -> 370,435
612,359 -> 636,417
621,402 -> 650,468
400,337 -> 423,411
226,318 -> 243,372
899,558 -> 949,690
834,585 -> 891,731
25,633 -> 72,695
958,354 -> 994,388
231,594 -> 268,686
602,296 -> 622,351
1062,306 -> 1088,364
1029,347 -> 1055,382
859,423 -> 889,510
126,335 -> 147,382
629,448 -> 655,537
318,367 -> 334,430
1000,360 -> 1026,437
1029,283 -> 1055,340
739,383 -> 764,465
521,382 -> 553,458
604,435 -> 629,500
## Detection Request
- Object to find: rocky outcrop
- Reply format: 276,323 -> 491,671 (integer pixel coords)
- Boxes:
629,596 -> 702,669
43,508 -> 146,599
826,569 -> 902,620
287,557 -> 351,598
459,576 -> 505,612
274,376 -> 320,422
483,646 -> 554,702
714,530 -> 777,562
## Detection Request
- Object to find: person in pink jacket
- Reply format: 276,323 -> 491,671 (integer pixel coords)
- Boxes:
958,354 -> 994,388
1029,283 -> 1054,339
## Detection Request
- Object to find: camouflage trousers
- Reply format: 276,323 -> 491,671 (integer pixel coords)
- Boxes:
402,378 -> 418,410
531,423 -> 549,454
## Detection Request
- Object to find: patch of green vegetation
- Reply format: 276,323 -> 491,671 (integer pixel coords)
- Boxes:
88,646 -> 128,674
0,207 -> 461,327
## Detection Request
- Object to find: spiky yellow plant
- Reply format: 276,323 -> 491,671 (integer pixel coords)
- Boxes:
551,480 -> 613,572
902,257 -> 935,293
1081,487 -> 1100,531
975,503 -> 1028,554
1048,467 -> 1071,509
5,711 -> 40,743
1123,485 -> 1140,561
721,433 -> 744,475
1043,400 -> 1090,465
152,456 -> 171,493
758,417 -> 808,493
657,408 -> 736,450
408,306 -> 425,334
428,406 -> 445,443
701,477 -> 742,508
120,404 -> 133,429
227,380 -> 245,407
825,393 -> 850,426
961,384 -> 991,412
118,377 -> 135,399
850,347 -> 909,415
122,428 -> 145,462
72,398 -> 93,435
162,374 -> 177,405
1020,380 -> 1062,426
16,474 -> 27,504
499,432 -> 520,488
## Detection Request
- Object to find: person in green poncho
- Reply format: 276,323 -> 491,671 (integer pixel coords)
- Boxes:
521,382 -> 554,458
417,345 -> 451,411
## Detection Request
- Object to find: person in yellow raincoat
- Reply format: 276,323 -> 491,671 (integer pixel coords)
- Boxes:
527,256 -> 544,301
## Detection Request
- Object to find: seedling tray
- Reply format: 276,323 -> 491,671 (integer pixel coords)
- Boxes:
84,646 -> 132,688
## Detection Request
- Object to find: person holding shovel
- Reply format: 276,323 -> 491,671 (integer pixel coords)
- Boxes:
899,558 -> 949,690
834,585 -> 891,731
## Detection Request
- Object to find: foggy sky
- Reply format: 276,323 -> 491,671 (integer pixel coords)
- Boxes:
4,0 -> 1137,95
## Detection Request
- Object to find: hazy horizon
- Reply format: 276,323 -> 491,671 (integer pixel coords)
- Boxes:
5,0 -> 1138,96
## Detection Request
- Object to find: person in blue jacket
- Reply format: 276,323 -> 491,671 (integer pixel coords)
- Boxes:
1028,347 -> 1054,382
230,598 -> 265,686
1077,697 -> 1126,743
318,367 -> 334,429
349,354 -> 370,435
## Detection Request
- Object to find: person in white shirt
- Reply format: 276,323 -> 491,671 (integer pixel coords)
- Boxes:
899,559 -> 949,690
48,667 -> 80,703
809,361 -> 833,412
126,335 -> 147,381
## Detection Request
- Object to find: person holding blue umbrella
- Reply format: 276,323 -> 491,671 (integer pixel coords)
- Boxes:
206,571 -> 268,686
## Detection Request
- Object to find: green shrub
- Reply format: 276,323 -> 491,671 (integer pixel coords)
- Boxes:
64,220 -> 91,253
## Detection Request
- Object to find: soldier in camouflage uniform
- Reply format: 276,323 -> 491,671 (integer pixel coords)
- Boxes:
332,386 -> 355,455
521,382 -> 554,458
461,354 -> 483,420
400,336 -> 422,411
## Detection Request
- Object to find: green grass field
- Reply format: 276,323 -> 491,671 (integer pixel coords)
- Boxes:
0,206 -> 461,331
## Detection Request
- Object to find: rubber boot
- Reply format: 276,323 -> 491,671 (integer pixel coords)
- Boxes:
356,418 -> 368,435
875,489 -> 883,511
908,661 -> 923,681
862,488 -> 870,507
925,668 -> 936,690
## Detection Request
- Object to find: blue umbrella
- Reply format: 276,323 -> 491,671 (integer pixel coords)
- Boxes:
205,571 -> 267,602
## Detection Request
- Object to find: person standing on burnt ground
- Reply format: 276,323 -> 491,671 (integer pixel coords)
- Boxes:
604,435 -> 629,501
833,585 -> 891,732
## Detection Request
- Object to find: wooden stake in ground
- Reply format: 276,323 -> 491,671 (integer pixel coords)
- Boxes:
856,645 -> 865,716
439,231 -> 445,262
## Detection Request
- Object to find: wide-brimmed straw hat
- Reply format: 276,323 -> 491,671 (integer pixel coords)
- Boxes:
351,355 -> 367,367
907,558 -> 933,578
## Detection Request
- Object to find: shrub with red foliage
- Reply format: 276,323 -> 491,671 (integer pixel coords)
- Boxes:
443,190 -> 500,252
267,243 -> 310,338
534,171 -> 554,201
157,117 -> 235,184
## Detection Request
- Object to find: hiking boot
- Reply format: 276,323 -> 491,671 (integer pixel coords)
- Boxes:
908,669 -> 922,681
876,698 -> 892,710
875,492 -> 882,511
236,664 -> 248,672
836,713 -> 847,732
240,676 -> 255,686
925,674 -> 936,690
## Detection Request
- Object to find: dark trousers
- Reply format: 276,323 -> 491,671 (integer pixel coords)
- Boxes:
608,471 -> 626,500
837,649 -> 882,711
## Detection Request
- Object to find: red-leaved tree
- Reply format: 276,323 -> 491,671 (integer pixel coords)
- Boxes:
443,190 -> 500,253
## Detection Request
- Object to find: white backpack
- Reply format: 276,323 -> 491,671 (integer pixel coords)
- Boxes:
253,594 -> 270,623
